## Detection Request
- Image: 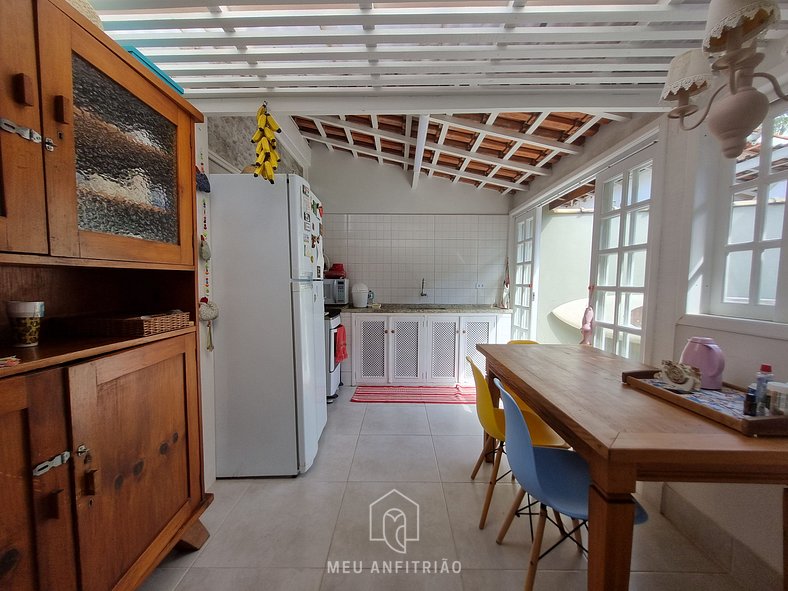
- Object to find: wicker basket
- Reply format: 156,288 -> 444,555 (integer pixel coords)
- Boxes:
63,311 -> 190,338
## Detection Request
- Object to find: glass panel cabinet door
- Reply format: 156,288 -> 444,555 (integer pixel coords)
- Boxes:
38,10 -> 195,265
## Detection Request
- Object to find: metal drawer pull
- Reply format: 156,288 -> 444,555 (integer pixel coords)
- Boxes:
0,117 -> 42,143
33,450 -> 72,477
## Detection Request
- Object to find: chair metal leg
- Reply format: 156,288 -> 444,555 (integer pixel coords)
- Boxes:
496,486 -> 526,544
470,434 -> 490,480
571,518 -> 583,549
478,442 -> 503,529
525,504 -> 547,591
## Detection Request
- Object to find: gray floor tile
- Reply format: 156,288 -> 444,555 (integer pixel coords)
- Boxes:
349,435 -> 440,482
361,404 -> 430,435
426,405 -> 482,436
137,567 -> 187,591
461,568 -> 585,591
433,435 -> 497,483
303,432 -> 359,482
194,479 -> 345,568
322,569 -> 462,591
630,572 -> 745,591
174,567 -> 324,591
325,395 -> 367,435
328,482 -> 457,563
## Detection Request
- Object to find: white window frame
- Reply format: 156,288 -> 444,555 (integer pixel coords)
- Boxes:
709,102 -> 788,323
589,148 -> 656,361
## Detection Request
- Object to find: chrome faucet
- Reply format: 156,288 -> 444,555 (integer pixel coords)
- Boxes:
420,278 -> 427,297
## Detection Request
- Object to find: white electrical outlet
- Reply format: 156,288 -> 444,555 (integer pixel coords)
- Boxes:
476,282 -> 485,288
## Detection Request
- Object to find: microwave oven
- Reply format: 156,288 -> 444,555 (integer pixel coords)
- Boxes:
323,278 -> 349,305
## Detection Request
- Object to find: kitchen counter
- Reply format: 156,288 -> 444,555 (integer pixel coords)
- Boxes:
340,304 -> 512,314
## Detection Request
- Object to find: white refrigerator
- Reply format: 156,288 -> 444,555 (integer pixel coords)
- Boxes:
211,173 -> 327,477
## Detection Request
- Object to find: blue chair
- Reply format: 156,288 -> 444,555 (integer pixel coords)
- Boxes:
493,378 -> 648,591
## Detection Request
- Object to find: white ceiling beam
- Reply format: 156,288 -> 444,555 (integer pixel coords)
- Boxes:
311,116 -> 548,176
412,115 -> 429,189
429,122 -> 451,177
314,120 -> 333,152
99,5 -> 714,30
161,60 -> 674,77
192,90 -> 667,115
430,115 -> 581,154
565,115 -> 603,144
175,72 -> 667,89
139,44 -> 698,63
338,115 -> 357,158
109,26 -> 707,48
370,114 -> 383,164
403,115 -> 412,170
301,131 -> 521,192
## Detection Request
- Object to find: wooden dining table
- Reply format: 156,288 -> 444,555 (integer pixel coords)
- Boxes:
477,343 -> 788,591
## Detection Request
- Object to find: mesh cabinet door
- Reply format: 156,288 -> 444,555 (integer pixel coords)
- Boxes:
358,318 -> 388,383
459,316 -> 496,385
427,316 -> 460,384
391,318 -> 422,382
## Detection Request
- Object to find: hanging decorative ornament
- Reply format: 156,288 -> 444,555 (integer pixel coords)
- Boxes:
199,197 -> 217,351
250,102 -> 282,183
199,297 -> 219,352
580,284 -> 595,345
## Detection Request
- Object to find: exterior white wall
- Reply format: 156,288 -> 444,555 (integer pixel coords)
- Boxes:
535,210 -> 593,344
309,144 -> 512,215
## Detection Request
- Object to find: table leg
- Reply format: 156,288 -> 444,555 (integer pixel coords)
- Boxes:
587,484 -> 636,591
783,488 -> 787,591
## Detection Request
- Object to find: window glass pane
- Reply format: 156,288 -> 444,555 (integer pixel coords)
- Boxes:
735,123 -> 762,184
523,240 -> 533,263
723,250 -> 752,303
517,243 -> 525,263
523,264 -> 532,285
616,331 -> 642,360
617,292 -> 644,329
600,215 -> 620,250
759,248 -> 779,304
516,221 -> 525,242
524,217 -> 533,240
601,176 -> 623,213
624,207 -> 649,246
620,249 -> 647,287
763,180 -> 786,241
515,288 -> 523,307
597,253 -> 618,286
514,308 -> 523,328
629,164 -> 652,204
515,265 -> 524,284
523,286 -> 532,307
728,190 -> 757,244
594,327 -> 614,353
771,113 -> 788,175
594,290 -> 616,324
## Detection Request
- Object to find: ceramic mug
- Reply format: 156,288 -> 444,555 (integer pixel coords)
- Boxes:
6,301 -> 45,347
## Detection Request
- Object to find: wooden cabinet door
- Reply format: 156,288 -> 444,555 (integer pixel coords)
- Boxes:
0,369 -> 78,591
0,0 -> 48,254
427,316 -> 460,384
37,1 -> 195,265
68,334 -> 200,591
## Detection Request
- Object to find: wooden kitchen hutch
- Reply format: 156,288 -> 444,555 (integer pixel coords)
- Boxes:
0,1 -> 210,590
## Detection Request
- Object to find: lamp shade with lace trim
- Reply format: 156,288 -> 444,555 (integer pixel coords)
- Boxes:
703,0 -> 780,53
661,49 -> 713,101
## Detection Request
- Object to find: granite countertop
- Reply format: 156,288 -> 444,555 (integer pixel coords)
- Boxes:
338,304 -> 512,314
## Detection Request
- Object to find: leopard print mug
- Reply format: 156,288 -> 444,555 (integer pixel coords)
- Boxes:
6,301 -> 44,347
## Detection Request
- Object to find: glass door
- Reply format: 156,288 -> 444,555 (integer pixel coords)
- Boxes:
589,151 -> 654,360
511,208 -> 540,341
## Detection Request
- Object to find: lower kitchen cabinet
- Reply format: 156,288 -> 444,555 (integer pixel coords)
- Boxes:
0,368 -> 77,591
0,332 -> 207,591
352,313 -> 507,385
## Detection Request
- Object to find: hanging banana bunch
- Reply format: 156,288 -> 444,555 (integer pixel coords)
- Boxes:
251,102 -> 282,184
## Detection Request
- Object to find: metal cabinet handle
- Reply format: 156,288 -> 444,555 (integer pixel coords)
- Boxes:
390,329 -> 395,334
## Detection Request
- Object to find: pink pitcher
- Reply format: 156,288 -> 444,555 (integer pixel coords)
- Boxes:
679,337 -> 725,390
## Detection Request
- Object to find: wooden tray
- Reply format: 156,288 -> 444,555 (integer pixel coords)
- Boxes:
622,370 -> 788,437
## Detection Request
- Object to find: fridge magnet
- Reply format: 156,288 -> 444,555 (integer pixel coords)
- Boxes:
303,221 -> 311,232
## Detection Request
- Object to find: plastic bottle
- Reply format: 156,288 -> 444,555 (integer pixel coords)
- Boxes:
755,364 -> 774,416
743,383 -> 758,416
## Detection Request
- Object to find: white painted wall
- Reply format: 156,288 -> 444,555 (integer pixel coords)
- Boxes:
536,210 -> 593,344
195,122 -> 216,490
309,144 -> 512,215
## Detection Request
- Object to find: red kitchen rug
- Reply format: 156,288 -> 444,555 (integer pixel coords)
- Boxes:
351,385 -> 476,404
